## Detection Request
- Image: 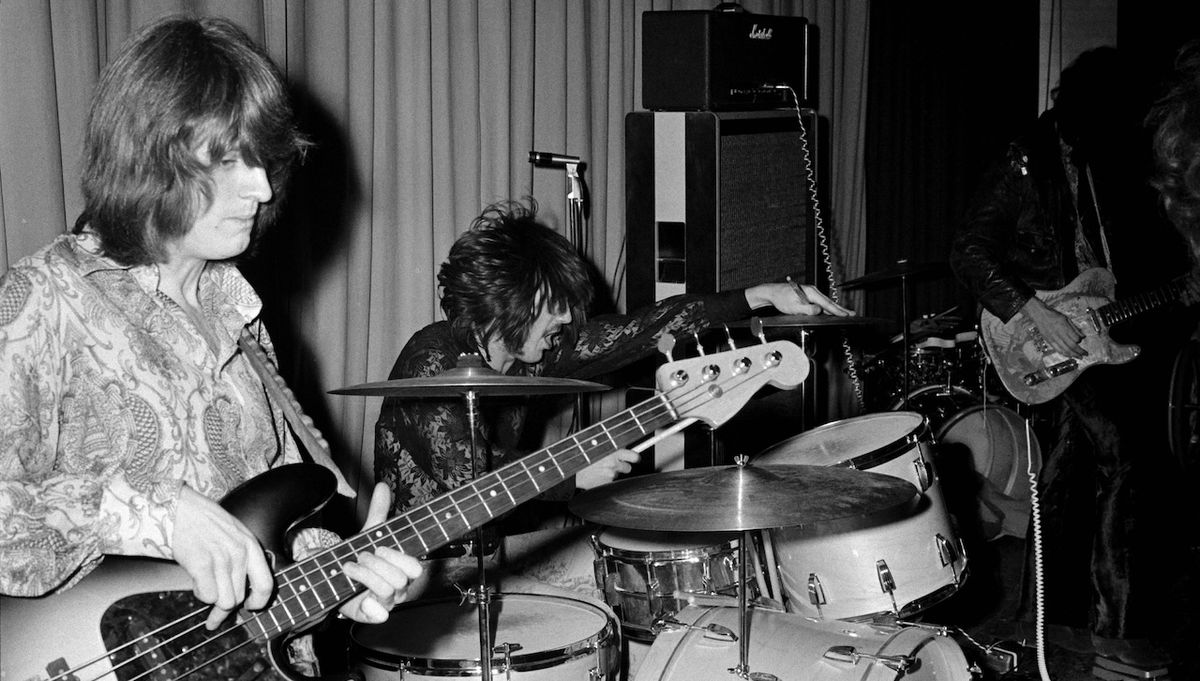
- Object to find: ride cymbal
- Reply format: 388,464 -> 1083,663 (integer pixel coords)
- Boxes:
330,354 -> 608,397
569,463 -> 919,533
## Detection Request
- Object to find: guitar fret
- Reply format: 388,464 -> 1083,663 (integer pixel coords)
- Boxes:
518,459 -> 542,491
422,502 -> 452,544
599,421 -> 618,449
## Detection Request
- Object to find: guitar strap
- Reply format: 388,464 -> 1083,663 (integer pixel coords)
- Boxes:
237,329 -> 356,497
1084,164 -> 1115,278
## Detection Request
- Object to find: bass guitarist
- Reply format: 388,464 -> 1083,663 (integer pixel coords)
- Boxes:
0,16 -> 422,679
950,46 -> 1197,673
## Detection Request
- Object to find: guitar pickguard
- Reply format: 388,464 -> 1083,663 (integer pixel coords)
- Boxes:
100,591 -> 281,681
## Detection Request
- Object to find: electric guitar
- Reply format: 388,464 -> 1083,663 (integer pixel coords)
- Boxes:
0,339 -> 808,681
980,267 -> 1194,404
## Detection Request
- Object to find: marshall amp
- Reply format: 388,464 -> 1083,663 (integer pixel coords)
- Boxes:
642,5 -> 814,111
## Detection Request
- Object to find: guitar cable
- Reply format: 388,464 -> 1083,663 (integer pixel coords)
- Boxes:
779,85 -> 866,412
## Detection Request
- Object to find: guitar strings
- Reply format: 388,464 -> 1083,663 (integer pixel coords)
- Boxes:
47,343 -> 792,681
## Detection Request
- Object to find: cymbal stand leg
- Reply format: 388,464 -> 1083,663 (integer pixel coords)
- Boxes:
465,390 -> 493,681
901,274 -> 911,409
728,530 -> 779,681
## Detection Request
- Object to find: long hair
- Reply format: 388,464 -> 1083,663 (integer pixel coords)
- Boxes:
75,15 -> 309,265
1148,41 -> 1200,253
438,199 -> 594,359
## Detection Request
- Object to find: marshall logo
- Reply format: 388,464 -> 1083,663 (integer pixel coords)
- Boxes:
748,23 -> 773,40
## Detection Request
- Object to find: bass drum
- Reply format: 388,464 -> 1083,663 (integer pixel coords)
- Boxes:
897,385 -> 1042,540
633,605 -> 975,681
350,593 -> 620,680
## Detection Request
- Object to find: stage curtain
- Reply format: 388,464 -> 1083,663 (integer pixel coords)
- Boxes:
0,0 -> 869,511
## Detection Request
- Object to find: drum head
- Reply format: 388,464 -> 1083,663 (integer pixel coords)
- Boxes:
351,594 -> 610,667
754,412 -> 926,469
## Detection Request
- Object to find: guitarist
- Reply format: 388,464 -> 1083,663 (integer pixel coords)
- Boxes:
950,47 -> 1195,672
0,14 -> 422,655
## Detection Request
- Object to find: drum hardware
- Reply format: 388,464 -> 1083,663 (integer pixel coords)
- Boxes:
650,615 -> 738,642
570,457 -> 920,681
840,260 -> 952,409
823,645 -> 914,674
333,354 -> 608,681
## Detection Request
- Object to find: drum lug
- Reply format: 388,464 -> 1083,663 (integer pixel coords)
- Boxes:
823,645 -> 914,674
493,642 -> 522,680
807,573 -> 827,608
913,457 -> 933,490
875,560 -> 900,614
935,533 -> 964,583
875,560 -> 897,595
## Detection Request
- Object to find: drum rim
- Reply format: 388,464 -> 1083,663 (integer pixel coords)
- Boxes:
889,383 -> 980,412
755,412 -> 930,472
350,593 -> 619,673
594,536 -> 739,562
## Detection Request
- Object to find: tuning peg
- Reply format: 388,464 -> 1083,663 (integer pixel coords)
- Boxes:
657,333 -> 676,362
750,316 -> 766,344
723,324 -> 737,351
693,331 -> 705,355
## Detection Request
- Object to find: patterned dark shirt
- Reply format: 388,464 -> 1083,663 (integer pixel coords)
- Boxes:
373,291 -> 751,517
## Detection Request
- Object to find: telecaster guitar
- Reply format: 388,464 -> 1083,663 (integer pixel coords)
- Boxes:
980,267 -> 1192,405
0,338 -> 808,681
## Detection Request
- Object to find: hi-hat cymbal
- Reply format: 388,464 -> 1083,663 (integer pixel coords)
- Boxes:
840,260 -> 950,290
330,354 -> 608,398
569,463 -> 919,533
728,314 -> 890,329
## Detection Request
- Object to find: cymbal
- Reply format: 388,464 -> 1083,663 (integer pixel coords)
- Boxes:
569,463 -> 920,533
840,260 -> 950,290
330,355 -> 608,398
727,314 -> 890,329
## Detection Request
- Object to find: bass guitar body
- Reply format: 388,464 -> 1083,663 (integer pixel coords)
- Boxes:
0,464 -> 335,681
980,268 -> 1140,405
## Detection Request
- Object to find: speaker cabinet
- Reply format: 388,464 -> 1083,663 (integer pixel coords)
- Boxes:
625,109 -> 819,311
625,109 -> 825,468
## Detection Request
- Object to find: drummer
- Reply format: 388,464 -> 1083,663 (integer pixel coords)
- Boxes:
374,198 -> 851,593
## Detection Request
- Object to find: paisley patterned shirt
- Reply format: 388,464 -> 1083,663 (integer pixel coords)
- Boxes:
373,291 -> 751,517
0,233 -> 302,596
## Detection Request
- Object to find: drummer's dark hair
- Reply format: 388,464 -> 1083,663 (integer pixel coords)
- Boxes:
439,199 -> 593,360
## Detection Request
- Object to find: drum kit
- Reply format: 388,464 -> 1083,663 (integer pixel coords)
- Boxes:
328,326 -> 989,681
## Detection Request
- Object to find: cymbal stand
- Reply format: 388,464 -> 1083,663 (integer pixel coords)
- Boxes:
900,273 -> 912,409
463,389 -> 494,681
728,456 -> 778,681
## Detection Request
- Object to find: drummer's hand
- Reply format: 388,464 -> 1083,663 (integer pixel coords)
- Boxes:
337,484 -> 423,624
745,282 -> 854,317
1022,297 -> 1085,359
576,449 -> 640,490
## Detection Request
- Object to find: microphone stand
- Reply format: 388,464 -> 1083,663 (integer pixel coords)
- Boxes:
529,151 -> 593,431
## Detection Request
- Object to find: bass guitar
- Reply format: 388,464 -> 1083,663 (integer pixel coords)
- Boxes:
980,267 -> 1193,404
0,338 -> 808,681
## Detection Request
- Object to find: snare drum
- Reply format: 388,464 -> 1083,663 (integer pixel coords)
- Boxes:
755,413 -> 968,620
350,593 -> 620,680
591,527 -> 753,642
634,605 -> 975,681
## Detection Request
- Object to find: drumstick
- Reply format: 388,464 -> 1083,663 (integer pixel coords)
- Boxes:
629,417 -> 698,453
